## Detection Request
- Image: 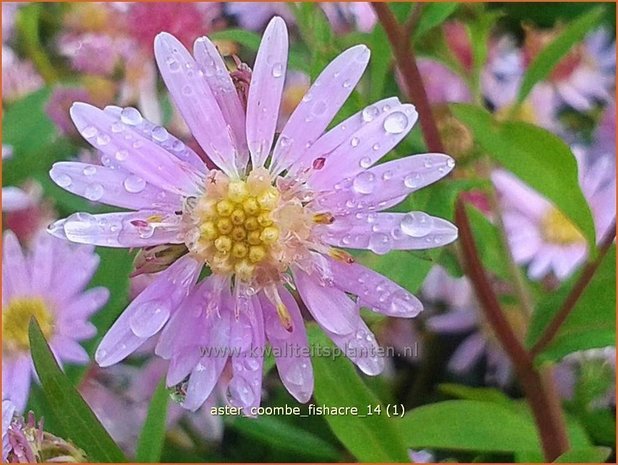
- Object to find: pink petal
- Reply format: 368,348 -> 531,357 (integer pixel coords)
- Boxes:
1,186 -> 32,212
246,17 -> 288,168
322,212 -> 458,253
50,162 -> 183,211
293,267 -> 360,335
167,350 -> 201,387
292,97 -> 400,175
50,241 -> 99,302
70,103 -> 202,195
228,294 -> 265,413
271,44 -> 371,174
51,335 -> 89,364
426,310 -> 478,334
154,33 -> 239,177
28,231 -> 55,294
323,318 -> 385,376
448,333 -> 487,373
309,104 -> 418,190
95,255 -> 202,367
49,210 -> 183,248
326,257 -> 422,317
261,286 -> 313,403
3,230 -> 30,298
193,36 -> 248,170
314,153 -> 455,215
102,105 -> 207,173
491,170 -> 549,220
2,356 -> 32,413
62,287 -> 110,319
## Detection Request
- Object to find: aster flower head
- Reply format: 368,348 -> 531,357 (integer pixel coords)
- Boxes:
49,17 -> 457,413
493,148 -> 615,281
2,231 -> 109,412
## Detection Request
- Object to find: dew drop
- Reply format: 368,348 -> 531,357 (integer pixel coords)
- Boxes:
82,166 -> 97,176
404,173 -> 422,189
55,174 -> 72,188
123,175 -> 146,193
350,137 -> 360,147
182,85 -> 193,95
115,150 -> 128,161
96,134 -> 110,146
401,212 -> 433,237
447,158 -> 455,168
382,170 -> 393,181
311,100 -> 327,116
271,62 -> 284,77
383,111 -> 409,134
85,183 -> 104,201
151,126 -> 169,142
342,80 -> 352,88
352,172 -> 375,194
120,107 -> 143,125
82,126 -> 98,138
359,157 -> 372,168
167,57 -> 180,72
362,105 -> 380,122
111,122 -> 124,133
369,233 -> 392,255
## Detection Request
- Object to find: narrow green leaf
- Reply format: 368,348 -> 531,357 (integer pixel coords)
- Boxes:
209,29 -> 261,51
397,400 -> 541,453
465,205 -> 510,280
414,3 -> 459,40
516,7 -> 605,104
28,320 -> 127,463
310,327 -> 409,462
232,416 -> 340,461
368,26 -> 390,101
451,104 -> 596,249
438,384 -> 515,409
526,246 -> 616,362
136,379 -> 170,462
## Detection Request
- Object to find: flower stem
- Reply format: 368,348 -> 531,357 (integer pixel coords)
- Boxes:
372,3 -> 570,459
530,220 -> 616,357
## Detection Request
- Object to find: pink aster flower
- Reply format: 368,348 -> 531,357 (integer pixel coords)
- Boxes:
2,231 -> 109,412
49,18 -> 457,413
492,149 -> 615,281
2,46 -> 44,103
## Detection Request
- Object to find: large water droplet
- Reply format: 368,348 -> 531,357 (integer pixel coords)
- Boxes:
123,175 -> 146,193
151,126 -> 169,142
129,300 -> 171,338
272,62 -> 284,77
352,172 -> 375,194
369,233 -> 392,255
401,212 -> 433,237
383,111 -> 409,134
85,183 -> 104,201
120,107 -> 142,125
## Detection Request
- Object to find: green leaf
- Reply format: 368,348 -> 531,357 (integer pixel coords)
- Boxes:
136,379 -> 170,462
310,327 -> 409,462
516,7 -> 605,104
209,29 -> 261,50
451,104 -> 596,249
397,400 -> 541,453
368,26 -> 391,102
232,416 -> 340,461
526,246 -> 616,362
28,319 -> 127,463
465,205 -> 510,280
414,3 -> 459,40
554,447 -> 612,463
438,384 -> 515,409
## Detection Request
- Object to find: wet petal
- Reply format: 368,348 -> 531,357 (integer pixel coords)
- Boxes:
314,154 -> 455,215
309,104 -> 418,190
272,44 -> 371,174
193,36 -> 248,170
324,319 -> 385,376
261,286 -> 313,403
49,210 -> 183,248
50,162 -> 183,211
70,102 -> 202,195
95,255 -> 202,367
322,212 -> 458,254
246,17 -> 288,168
293,267 -> 360,335
50,241 -> 99,302
155,33 -> 239,176
327,257 -> 422,317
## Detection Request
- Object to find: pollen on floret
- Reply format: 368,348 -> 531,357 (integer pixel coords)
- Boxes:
541,208 -> 585,245
3,298 -> 54,351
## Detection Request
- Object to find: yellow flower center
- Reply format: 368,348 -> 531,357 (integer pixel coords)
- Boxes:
541,208 -> 585,245
183,168 -> 315,283
495,101 -> 537,125
3,297 -> 54,351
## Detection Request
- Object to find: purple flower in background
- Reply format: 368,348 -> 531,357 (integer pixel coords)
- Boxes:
2,231 -> 108,412
493,148 -> 616,281
49,17 -> 457,413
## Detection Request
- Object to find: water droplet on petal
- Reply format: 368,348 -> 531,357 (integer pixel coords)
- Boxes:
85,183 -> 104,201
369,233 -> 392,255
115,150 -> 128,161
82,126 -> 98,138
96,134 -> 111,146
311,100 -> 327,116
350,137 -> 360,147
120,107 -> 143,125
383,111 -> 409,134
352,172 -> 375,194
359,157 -> 372,168
404,173 -> 422,188
382,170 -> 393,181
123,175 -> 146,193
362,105 -> 380,122
82,166 -> 97,176
272,63 -> 283,77
151,126 -> 169,142
129,300 -> 171,338
447,158 -> 455,168
167,57 -> 180,72
55,174 -> 72,188
342,80 -> 352,88
401,212 -> 433,237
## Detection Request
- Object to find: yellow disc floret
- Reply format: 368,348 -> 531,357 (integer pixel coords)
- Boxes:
3,297 -> 54,351
541,208 -> 585,245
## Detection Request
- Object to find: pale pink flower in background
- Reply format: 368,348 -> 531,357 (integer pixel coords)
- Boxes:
417,59 -> 472,104
2,231 -> 109,411
1,46 -> 44,103
492,149 -> 616,281
49,17 -> 457,413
